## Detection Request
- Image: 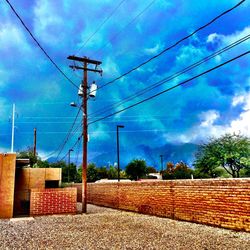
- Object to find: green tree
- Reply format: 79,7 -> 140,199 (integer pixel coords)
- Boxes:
107,165 -> 118,179
87,163 -> 99,182
97,166 -> 108,179
146,166 -> 157,174
162,161 -> 193,180
174,161 -> 193,179
162,162 -> 175,179
125,159 -> 147,180
48,161 -> 78,183
76,166 -> 82,183
17,147 -> 38,167
37,159 -> 50,168
194,133 -> 250,178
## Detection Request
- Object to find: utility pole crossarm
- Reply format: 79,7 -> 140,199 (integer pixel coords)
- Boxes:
67,55 -> 102,65
69,65 -> 102,74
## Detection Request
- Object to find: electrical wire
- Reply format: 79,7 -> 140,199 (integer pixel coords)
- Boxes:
75,137 -> 82,167
58,135 -> 82,162
76,0 -> 126,55
89,34 -> 250,119
44,106 -> 81,160
93,0 -> 157,56
4,0 -> 79,90
93,0 -> 246,94
55,118 -> 82,161
88,50 -> 250,125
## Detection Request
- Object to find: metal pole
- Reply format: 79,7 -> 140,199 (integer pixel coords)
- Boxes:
11,103 -> 15,153
82,61 -> 88,213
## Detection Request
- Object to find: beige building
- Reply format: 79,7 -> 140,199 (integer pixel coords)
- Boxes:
0,153 -> 61,218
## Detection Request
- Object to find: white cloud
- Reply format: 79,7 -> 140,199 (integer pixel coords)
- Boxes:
206,26 -> 250,48
228,92 -> 250,136
229,110 -> 250,136
164,94 -> 250,144
232,90 -> 250,111
144,43 -> 164,55
102,57 -> 121,77
33,0 -> 64,45
232,95 -> 245,107
0,23 -> 31,52
207,33 -> 220,43
200,110 -> 219,127
175,44 -> 205,65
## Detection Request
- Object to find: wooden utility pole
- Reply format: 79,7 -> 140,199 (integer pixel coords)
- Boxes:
67,55 -> 102,213
33,128 -> 37,157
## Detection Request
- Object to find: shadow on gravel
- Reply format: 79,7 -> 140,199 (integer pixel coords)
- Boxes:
77,203 -> 120,215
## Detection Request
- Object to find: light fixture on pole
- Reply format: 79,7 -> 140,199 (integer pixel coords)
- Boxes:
70,102 -> 77,108
116,125 -> 125,182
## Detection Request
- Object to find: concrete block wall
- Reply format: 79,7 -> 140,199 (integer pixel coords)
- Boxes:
0,153 -> 16,218
87,179 -> 250,232
30,188 -> 77,216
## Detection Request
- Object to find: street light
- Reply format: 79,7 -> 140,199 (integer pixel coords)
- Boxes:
116,125 -> 125,182
68,149 -> 74,183
70,102 -> 77,108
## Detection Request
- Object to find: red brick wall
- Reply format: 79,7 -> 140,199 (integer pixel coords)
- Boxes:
87,179 -> 250,232
30,188 -> 77,216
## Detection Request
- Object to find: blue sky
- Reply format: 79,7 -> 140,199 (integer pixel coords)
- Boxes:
0,0 -> 249,168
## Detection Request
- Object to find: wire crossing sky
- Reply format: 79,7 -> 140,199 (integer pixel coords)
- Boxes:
0,0 -> 249,167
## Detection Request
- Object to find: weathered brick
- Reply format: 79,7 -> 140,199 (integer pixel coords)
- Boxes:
85,179 -> 250,232
30,188 -> 77,216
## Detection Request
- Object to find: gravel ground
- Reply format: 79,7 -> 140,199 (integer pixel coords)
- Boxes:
0,204 -> 249,250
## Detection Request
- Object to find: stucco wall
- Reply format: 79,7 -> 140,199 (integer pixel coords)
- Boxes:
0,153 -> 16,218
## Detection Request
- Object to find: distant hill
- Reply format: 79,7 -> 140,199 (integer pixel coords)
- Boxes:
87,143 -> 198,170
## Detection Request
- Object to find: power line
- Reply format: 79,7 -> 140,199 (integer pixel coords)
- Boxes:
21,116 -> 82,119
93,0 -> 157,57
75,137 -> 82,166
5,0 -> 79,90
59,135 -> 82,162
44,107 -> 81,160
88,129 -> 183,134
1,131 -> 82,135
89,34 -> 250,119
76,0 -> 126,55
12,121 -> 82,124
88,50 -> 250,125
55,118 -> 82,161
94,0 -> 245,93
